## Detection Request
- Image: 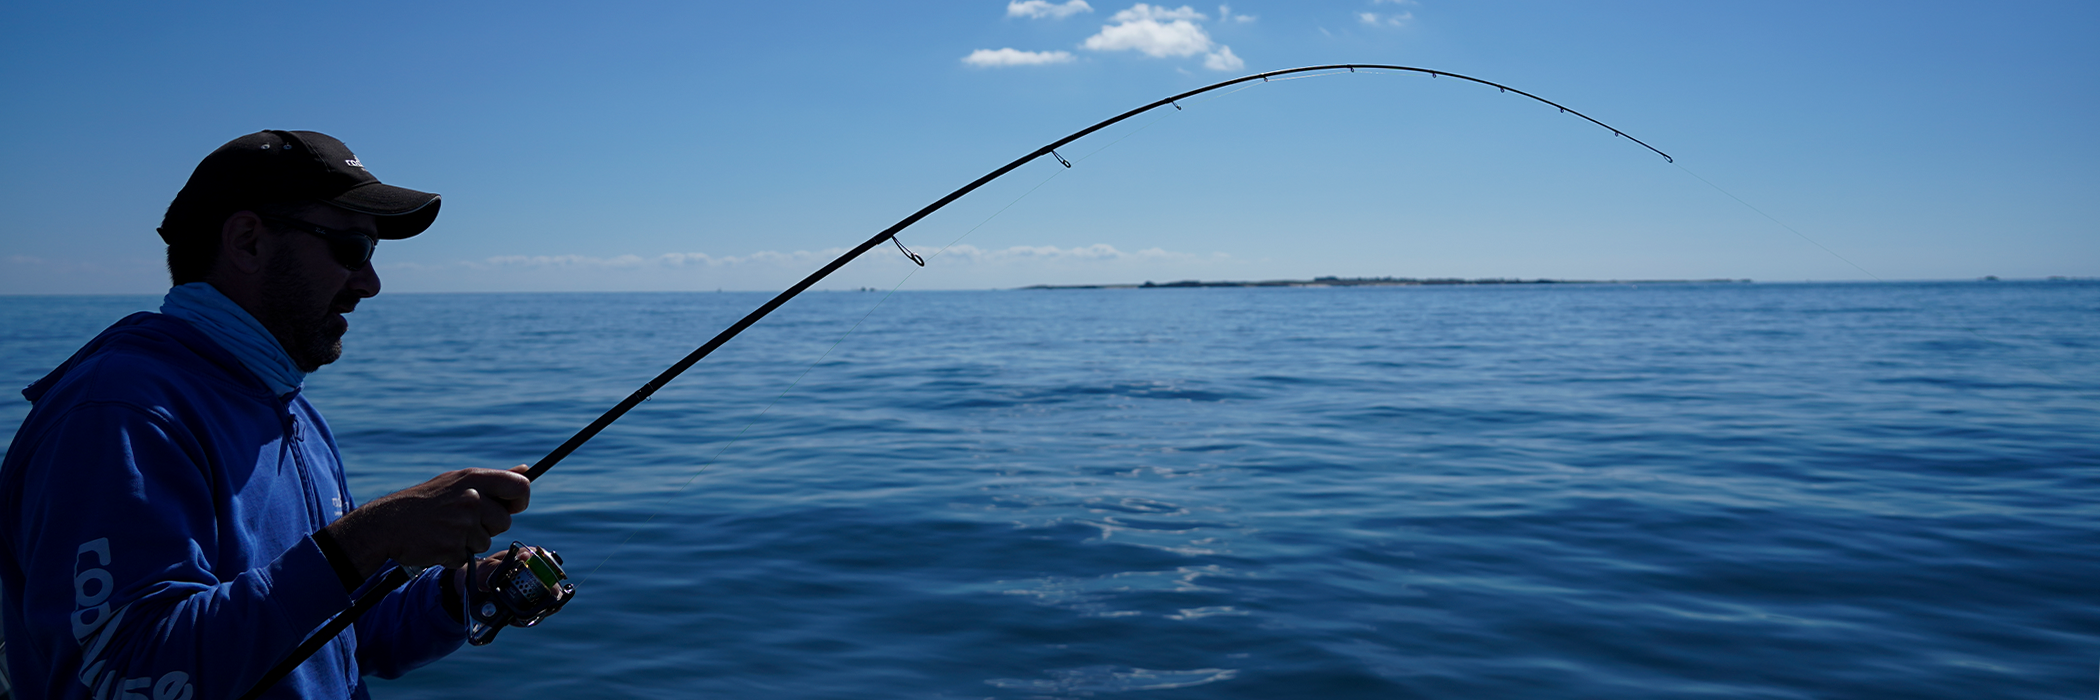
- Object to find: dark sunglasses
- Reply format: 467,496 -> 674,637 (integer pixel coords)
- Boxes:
261,215 -> 377,271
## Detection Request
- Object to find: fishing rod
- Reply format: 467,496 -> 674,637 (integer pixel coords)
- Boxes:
238,63 -> 1670,698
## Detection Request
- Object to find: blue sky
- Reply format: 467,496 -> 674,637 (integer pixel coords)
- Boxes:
1,1 -> 2094,294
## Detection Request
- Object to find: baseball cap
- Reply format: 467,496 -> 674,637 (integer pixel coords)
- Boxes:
158,130 -> 441,242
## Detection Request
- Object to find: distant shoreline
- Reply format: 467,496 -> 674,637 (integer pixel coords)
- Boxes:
1017,276 -> 1756,290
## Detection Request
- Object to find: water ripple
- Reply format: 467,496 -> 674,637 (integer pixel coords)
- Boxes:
1,282 -> 2093,699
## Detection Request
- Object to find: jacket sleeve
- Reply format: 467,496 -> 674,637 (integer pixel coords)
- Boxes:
352,566 -> 467,679
7,402 -> 351,700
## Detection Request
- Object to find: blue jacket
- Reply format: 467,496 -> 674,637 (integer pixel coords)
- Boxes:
0,312 -> 465,700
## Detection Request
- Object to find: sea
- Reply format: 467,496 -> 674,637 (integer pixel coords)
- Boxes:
1,281 -> 2094,699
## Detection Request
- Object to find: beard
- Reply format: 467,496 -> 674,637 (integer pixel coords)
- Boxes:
257,247 -> 351,373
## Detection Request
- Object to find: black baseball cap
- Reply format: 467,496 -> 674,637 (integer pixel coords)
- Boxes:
158,130 -> 440,243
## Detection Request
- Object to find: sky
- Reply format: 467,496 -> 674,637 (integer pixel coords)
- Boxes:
1,0 -> 2094,294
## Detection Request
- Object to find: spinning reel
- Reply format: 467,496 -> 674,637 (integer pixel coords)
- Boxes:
466,541 -> 576,646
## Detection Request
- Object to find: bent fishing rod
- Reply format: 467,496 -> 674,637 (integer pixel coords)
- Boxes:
240,63 -> 1671,698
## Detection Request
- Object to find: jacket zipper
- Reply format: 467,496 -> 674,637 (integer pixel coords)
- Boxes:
283,404 -> 359,684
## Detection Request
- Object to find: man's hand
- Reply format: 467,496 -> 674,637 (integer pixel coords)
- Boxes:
324,465 -> 532,578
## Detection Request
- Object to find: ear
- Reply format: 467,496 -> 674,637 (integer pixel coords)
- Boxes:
219,210 -> 270,275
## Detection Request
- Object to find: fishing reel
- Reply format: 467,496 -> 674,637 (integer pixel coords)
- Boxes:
466,541 -> 576,646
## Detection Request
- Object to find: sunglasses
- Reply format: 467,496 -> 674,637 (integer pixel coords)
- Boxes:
261,215 -> 378,271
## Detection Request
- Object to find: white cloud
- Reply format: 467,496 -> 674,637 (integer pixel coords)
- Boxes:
964,48 -> 1078,67
1217,4 -> 1255,23
1083,18 -> 1212,57
1082,4 -> 1244,70
1359,11 -> 1412,26
1109,3 -> 1206,22
1008,0 -> 1094,20
1360,0 -> 1415,26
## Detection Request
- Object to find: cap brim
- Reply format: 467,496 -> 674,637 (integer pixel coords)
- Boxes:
331,182 -> 441,239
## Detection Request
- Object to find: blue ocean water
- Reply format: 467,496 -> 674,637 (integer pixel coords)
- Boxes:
1,281 -> 2095,699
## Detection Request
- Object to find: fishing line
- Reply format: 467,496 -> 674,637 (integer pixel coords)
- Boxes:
926,163 -> 1072,259
1671,163 -> 1882,281
241,64 -> 1672,698
577,61 -> 1643,584
929,96 -> 1181,259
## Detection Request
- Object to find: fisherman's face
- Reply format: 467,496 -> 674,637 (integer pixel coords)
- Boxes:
257,205 -> 382,372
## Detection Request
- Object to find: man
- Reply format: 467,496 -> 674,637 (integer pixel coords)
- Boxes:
0,131 -> 535,699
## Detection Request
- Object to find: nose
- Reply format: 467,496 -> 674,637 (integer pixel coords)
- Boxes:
349,259 -> 382,299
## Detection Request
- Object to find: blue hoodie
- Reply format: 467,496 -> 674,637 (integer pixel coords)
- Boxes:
0,312 -> 465,700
